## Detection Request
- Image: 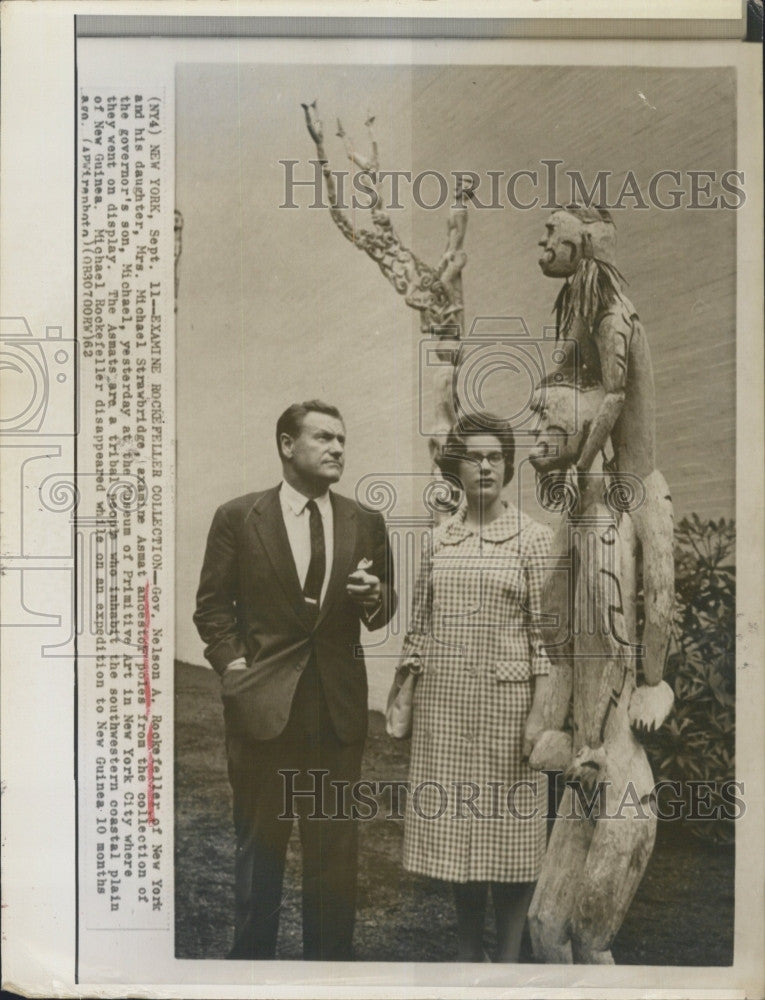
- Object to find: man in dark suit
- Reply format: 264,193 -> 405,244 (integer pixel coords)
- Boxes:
194,400 -> 396,961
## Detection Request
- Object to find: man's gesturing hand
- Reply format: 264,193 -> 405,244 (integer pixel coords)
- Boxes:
346,557 -> 382,609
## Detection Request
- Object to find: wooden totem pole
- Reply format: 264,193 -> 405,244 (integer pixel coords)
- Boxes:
526,207 -> 676,963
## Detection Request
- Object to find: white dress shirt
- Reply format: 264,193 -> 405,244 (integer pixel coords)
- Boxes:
224,481 -> 379,674
278,479 -> 333,606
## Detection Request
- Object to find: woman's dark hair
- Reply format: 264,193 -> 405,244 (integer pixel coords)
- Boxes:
437,414 -> 516,487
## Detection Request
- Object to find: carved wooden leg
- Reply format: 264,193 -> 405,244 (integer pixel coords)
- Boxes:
570,762 -> 657,961
528,786 -> 592,963
574,945 -> 615,964
428,364 -> 458,468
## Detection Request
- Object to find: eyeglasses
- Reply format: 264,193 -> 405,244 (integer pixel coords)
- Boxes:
460,451 -> 504,467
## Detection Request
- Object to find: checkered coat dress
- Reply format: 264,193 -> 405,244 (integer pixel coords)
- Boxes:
400,503 -> 552,882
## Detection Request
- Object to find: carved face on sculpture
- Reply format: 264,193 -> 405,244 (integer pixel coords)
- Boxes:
537,209 -> 617,278
538,211 -> 584,278
529,381 -> 604,472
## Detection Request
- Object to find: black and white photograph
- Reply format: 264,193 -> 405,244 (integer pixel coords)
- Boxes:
175,52 -> 745,969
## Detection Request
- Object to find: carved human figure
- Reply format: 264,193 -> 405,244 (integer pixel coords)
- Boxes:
526,377 -> 673,964
537,207 -> 674,720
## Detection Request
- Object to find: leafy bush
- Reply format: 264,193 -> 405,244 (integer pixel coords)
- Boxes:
642,515 -> 736,844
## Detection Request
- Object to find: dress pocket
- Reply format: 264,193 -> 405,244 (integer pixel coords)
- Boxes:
494,659 -> 532,683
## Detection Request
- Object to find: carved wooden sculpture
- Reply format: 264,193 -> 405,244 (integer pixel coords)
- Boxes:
300,112 -> 677,958
537,207 -> 675,710
527,377 -> 674,963
302,102 -> 467,456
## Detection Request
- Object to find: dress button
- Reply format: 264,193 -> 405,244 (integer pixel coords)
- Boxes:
295,662 -> 303,671
467,667 -> 477,677
463,732 -> 474,743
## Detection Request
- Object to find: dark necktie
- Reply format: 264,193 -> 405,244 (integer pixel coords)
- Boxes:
302,499 -> 326,611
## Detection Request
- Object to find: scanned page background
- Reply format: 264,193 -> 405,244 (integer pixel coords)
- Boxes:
1,4 -> 762,997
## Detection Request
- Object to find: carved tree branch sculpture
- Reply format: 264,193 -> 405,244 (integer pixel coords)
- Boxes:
302,102 -> 467,458
302,102 -> 467,340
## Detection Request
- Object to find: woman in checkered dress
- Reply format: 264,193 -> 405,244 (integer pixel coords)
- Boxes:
397,419 -> 552,962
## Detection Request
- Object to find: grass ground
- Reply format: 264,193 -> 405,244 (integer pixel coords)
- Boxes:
174,661 -> 734,964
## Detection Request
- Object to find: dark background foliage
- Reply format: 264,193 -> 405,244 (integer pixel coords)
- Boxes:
642,516 -> 736,843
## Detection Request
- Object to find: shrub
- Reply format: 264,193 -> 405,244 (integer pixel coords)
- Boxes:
642,515 -> 736,844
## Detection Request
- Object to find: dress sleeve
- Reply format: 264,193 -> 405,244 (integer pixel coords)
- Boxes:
524,523 -> 553,677
398,528 -> 434,668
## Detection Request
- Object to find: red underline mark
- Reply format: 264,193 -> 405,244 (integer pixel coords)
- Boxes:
142,581 -> 156,825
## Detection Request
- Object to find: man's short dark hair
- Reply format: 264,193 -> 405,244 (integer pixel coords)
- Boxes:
437,414 -> 516,487
276,400 -> 344,458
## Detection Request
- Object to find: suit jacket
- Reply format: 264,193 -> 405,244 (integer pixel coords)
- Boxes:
193,486 -> 396,744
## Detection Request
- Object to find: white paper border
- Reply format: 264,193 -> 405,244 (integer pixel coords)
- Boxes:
1,4 -> 762,998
